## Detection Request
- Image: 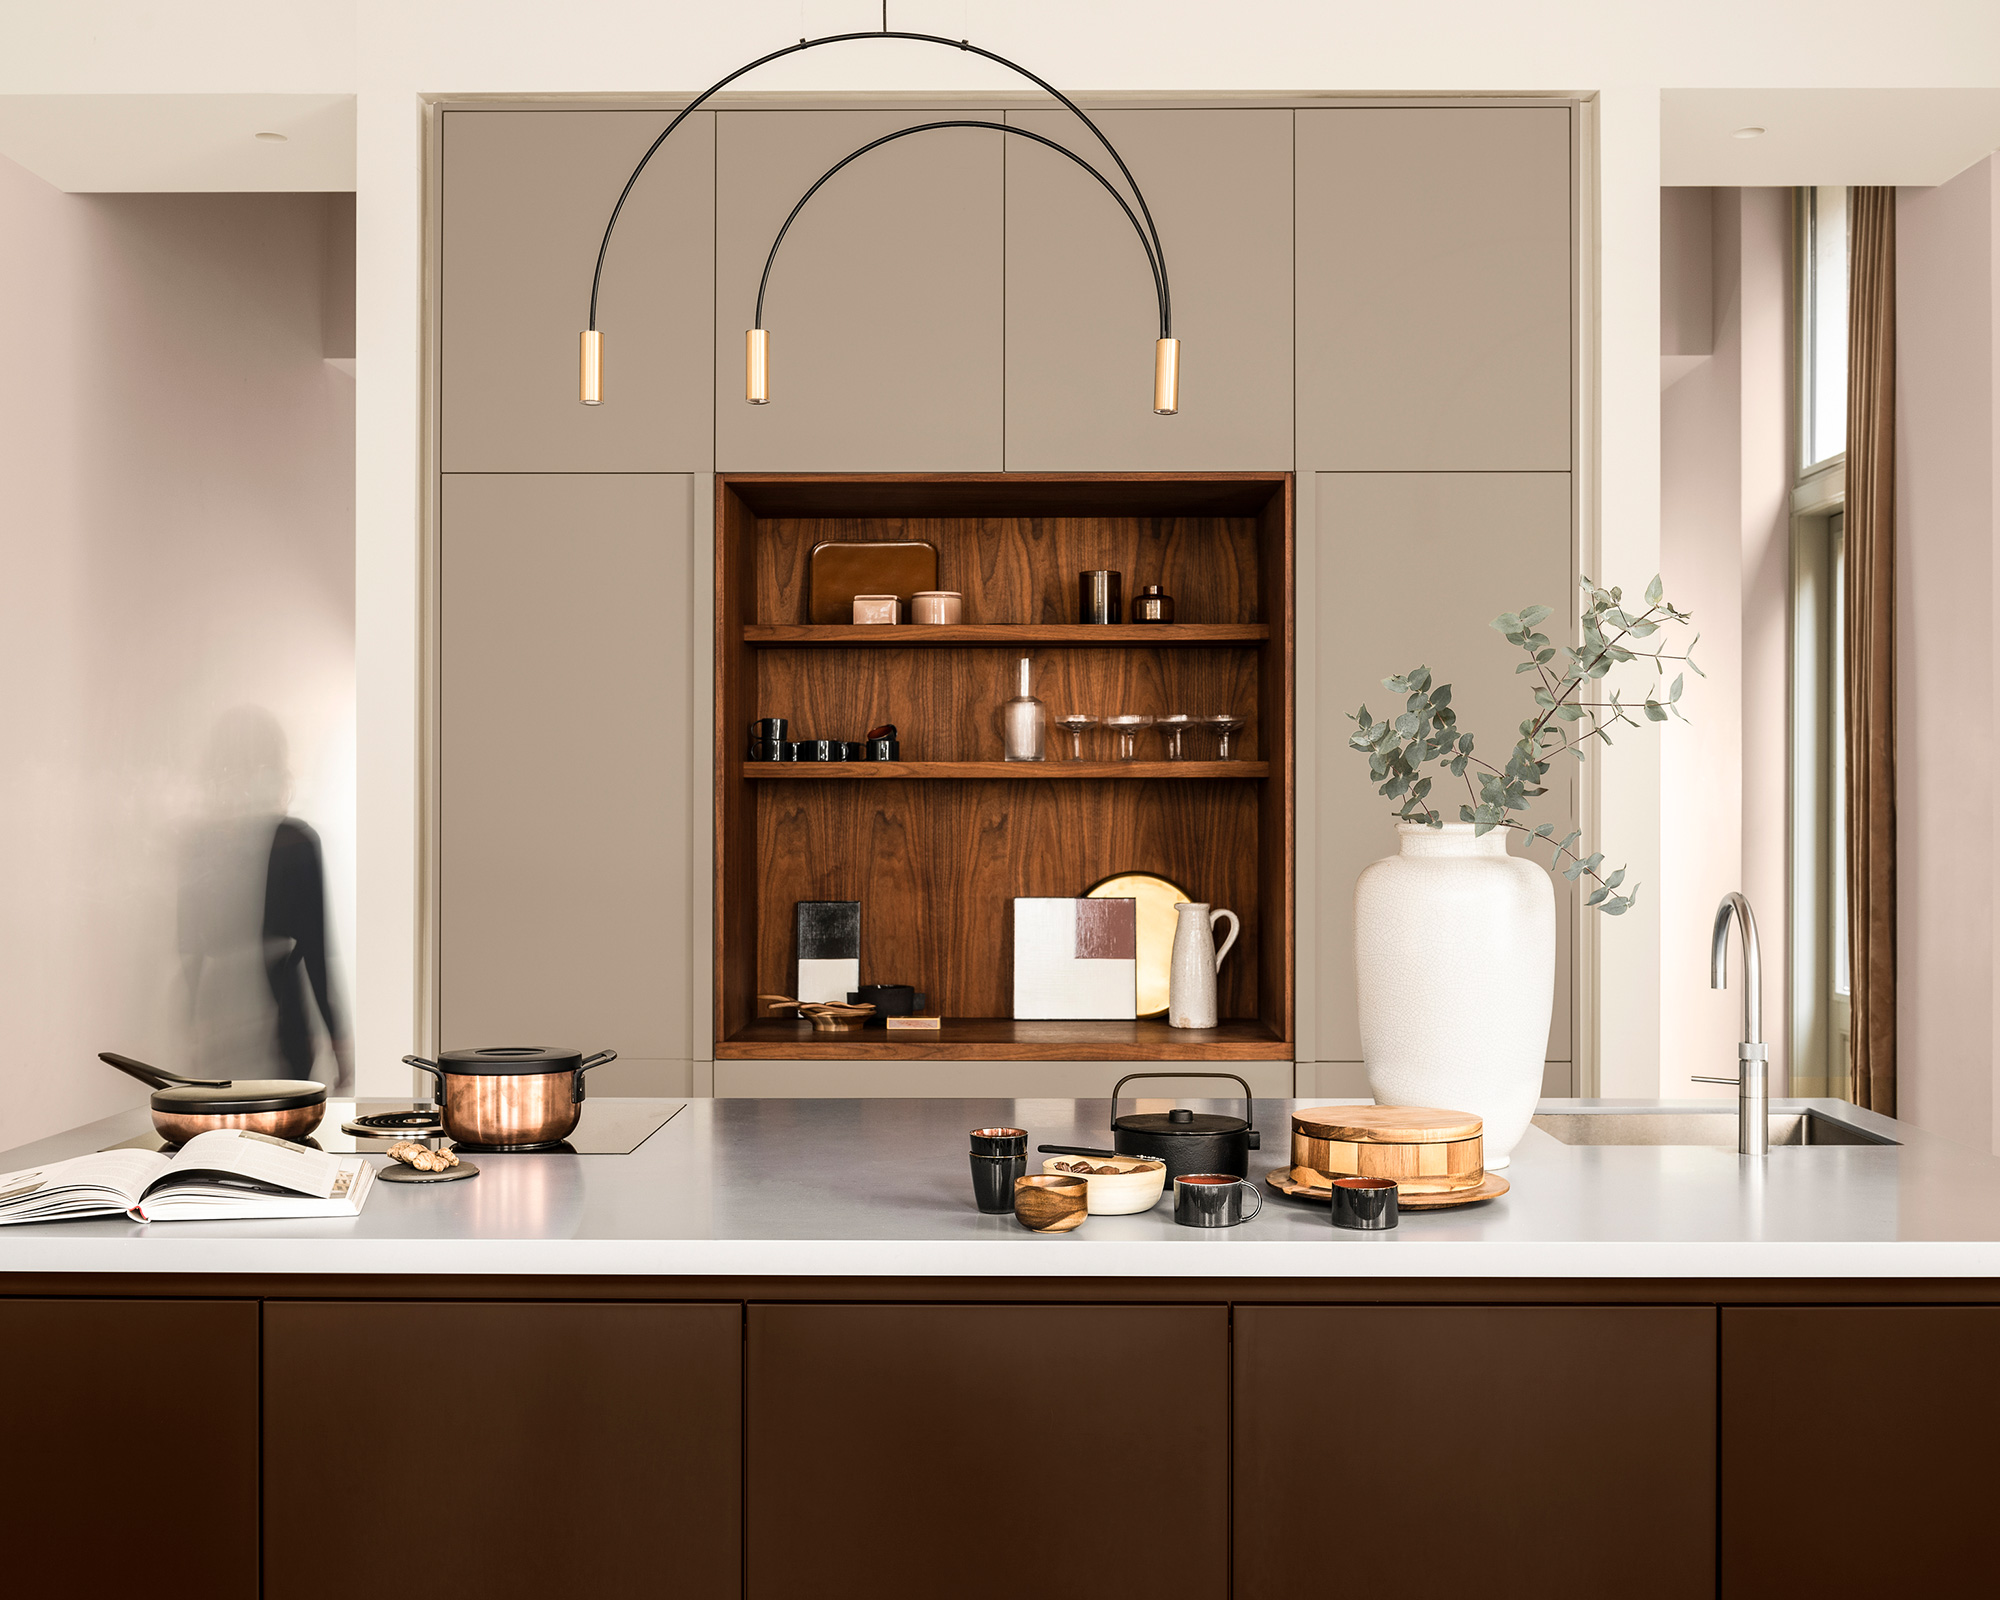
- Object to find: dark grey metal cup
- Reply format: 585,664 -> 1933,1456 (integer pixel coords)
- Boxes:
1079,570 -> 1123,624
1173,1173 -> 1263,1228
1331,1176 -> 1400,1230
971,1153 -> 1026,1213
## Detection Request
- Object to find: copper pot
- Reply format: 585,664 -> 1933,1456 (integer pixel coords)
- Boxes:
99,1052 -> 326,1146
402,1047 -> 617,1150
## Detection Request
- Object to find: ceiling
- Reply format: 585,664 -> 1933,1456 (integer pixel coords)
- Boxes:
1662,88 -> 2000,187
0,94 -> 354,191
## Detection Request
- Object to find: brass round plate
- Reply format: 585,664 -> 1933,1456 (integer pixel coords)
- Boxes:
376,1159 -> 480,1184
1084,871 -> 1192,1018
1263,1168 -> 1510,1210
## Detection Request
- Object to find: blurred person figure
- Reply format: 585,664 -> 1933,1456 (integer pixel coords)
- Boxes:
180,707 -> 351,1092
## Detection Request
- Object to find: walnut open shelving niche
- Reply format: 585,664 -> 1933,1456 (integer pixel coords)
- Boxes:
715,472 -> 1293,1064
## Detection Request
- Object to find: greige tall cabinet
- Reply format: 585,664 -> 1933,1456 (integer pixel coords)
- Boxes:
431,95 -> 1579,1097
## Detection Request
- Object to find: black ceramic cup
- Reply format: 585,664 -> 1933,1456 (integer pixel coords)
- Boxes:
749,738 -> 785,762
970,1152 -> 1026,1213
1331,1175 -> 1400,1231
970,1126 -> 1028,1157
865,737 -> 900,761
1079,569 -> 1123,624
1173,1172 -> 1263,1228
750,717 -> 788,744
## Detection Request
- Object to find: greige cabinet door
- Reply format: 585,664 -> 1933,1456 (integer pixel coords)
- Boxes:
1314,471 -> 1574,1063
441,474 -> 694,1089
1296,107 -> 1571,471
441,109 -> 714,472
1004,108 -> 1293,469
713,110 -> 1004,470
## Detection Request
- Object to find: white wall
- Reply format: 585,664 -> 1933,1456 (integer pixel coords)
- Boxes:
6,1 -> 2000,1095
1896,157 -> 2000,1153
1658,187 -> 1792,1094
0,155 -> 355,1149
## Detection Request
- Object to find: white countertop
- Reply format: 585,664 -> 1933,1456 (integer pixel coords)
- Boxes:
3,1095 -> 1998,1278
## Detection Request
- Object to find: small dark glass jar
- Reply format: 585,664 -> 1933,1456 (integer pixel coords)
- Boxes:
1133,585 -> 1175,623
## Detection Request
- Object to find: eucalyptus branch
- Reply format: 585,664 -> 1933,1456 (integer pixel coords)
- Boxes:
1345,574 -> 1699,916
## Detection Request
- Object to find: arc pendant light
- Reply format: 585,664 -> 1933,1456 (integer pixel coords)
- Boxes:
746,119 -> 1170,409
578,28 -> 1177,414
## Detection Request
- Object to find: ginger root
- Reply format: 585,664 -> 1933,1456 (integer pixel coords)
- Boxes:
387,1140 -> 459,1172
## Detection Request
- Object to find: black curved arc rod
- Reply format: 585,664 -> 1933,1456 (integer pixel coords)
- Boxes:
753,120 -> 1166,338
586,30 -> 1171,336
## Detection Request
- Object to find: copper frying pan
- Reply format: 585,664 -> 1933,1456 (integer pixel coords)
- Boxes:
99,1052 -> 327,1146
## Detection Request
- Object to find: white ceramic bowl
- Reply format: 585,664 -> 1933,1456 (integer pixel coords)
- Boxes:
1039,1154 -> 1167,1214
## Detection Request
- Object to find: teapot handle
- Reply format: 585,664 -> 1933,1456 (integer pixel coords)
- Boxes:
1209,908 -> 1240,972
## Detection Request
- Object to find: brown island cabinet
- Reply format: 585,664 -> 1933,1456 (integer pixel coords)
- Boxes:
6,1281 -> 1999,1598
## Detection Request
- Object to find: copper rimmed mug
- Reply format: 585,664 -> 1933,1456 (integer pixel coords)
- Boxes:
1173,1172 -> 1263,1228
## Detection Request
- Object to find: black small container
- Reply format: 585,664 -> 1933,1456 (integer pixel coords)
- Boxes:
840,741 -> 865,761
749,738 -> 786,762
865,737 -> 900,761
1330,1176 -> 1399,1231
1079,569 -> 1123,624
970,1126 -> 1028,1157
778,742 -> 804,761
801,739 -> 838,761
1133,585 -> 1175,623
750,717 -> 788,744
851,983 -> 928,1025
971,1153 -> 1027,1213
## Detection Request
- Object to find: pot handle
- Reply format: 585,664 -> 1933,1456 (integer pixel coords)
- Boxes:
1036,1144 -> 1118,1160
99,1052 -> 231,1091
573,1049 -> 618,1105
1109,1071 -> 1260,1148
402,1055 -> 444,1108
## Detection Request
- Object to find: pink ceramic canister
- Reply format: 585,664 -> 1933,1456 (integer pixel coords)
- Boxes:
910,590 -> 963,625
851,594 -> 901,624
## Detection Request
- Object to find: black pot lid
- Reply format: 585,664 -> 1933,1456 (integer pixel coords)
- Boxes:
1114,1107 -> 1249,1137
151,1079 -> 325,1114
433,1045 -> 583,1075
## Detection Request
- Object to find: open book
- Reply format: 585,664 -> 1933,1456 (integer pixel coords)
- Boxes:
0,1127 -> 375,1225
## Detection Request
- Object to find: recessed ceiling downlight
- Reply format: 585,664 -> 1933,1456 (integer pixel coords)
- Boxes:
1732,126 -> 1766,140
254,131 -> 289,142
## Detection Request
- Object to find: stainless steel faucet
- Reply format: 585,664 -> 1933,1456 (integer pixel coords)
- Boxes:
1694,893 -> 1768,1156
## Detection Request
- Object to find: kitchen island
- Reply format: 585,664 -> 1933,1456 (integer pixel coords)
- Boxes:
5,1095 -> 1999,1600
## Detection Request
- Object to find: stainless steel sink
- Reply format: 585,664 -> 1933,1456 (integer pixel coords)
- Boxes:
1531,1110 -> 1898,1147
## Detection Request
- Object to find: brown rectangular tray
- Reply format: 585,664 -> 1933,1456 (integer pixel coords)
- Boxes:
806,539 -> 939,624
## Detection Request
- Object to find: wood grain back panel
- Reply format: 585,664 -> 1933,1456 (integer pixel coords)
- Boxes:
754,645 -> 1261,762
753,777 -> 1262,1022
756,514 -> 1264,626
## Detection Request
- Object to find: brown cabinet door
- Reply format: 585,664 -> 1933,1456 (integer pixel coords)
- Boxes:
1236,1306 -> 1715,1598
748,1303 -> 1228,1597
1723,1307 -> 2000,1594
0,1298 -> 258,1597
265,1301 -> 741,1600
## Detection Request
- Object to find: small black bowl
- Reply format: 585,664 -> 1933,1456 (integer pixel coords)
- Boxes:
1331,1176 -> 1399,1231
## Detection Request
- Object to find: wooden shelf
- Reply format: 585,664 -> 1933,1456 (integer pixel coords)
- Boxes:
717,1017 -> 1291,1061
743,623 -> 1270,648
742,760 -> 1268,780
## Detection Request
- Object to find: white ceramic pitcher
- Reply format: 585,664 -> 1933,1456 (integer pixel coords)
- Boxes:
1167,902 -> 1240,1030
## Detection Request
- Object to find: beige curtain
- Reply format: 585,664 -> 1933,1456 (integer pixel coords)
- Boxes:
1845,188 -> 1897,1114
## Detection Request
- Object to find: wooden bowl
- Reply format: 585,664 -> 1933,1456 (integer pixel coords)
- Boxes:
1289,1104 -> 1486,1195
1013,1174 -> 1088,1232
1039,1154 -> 1167,1215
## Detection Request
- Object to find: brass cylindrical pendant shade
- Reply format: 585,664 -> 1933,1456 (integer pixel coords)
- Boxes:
579,330 -> 603,405
746,328 -> 769,404
1153,337 -> 1180,415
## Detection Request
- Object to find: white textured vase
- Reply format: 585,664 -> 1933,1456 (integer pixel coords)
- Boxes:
1354,823 -> 1554,1168
1167,903 -> 1240,1030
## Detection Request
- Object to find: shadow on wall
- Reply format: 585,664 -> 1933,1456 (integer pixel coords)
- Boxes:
179,707 -> 350,1092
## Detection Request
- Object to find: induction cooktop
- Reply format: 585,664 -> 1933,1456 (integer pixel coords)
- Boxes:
106,1098 -> 683,1157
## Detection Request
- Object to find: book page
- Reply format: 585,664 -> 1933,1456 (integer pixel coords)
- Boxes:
143,1129 -> 345,1201
0,1148 -> 173,1216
